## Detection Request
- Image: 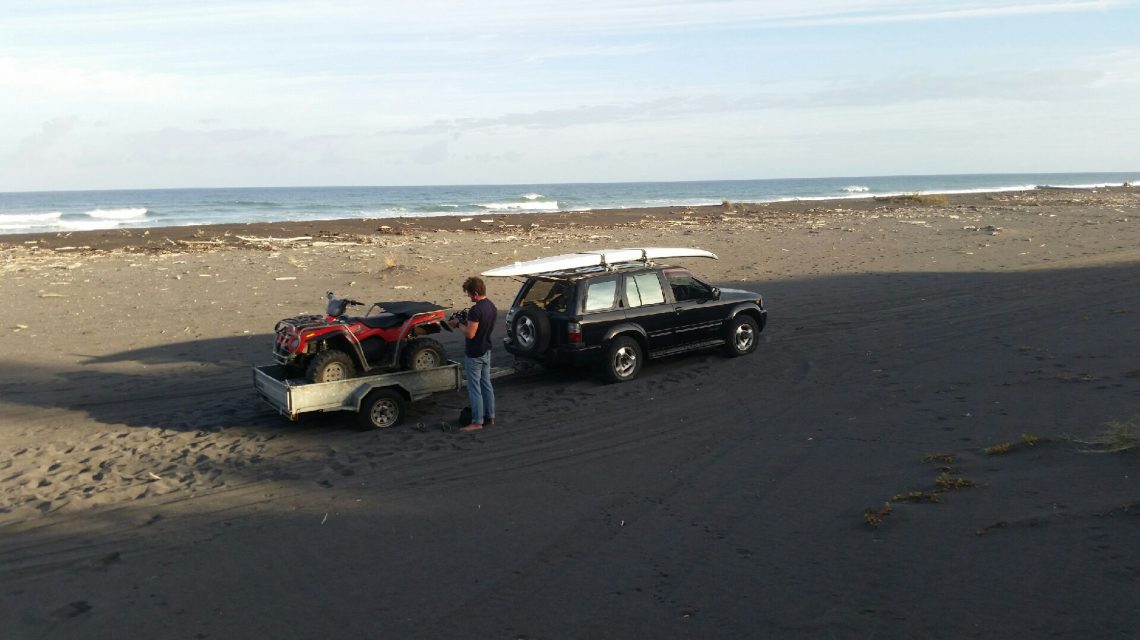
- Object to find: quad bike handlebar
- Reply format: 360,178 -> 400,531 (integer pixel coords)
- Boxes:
325,291 -> 363,318
326,291 -> 363,306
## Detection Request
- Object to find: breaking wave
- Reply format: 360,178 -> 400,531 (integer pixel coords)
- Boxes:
87,207 -> 149,220
0,211 -> 63,231
479,200 -> 559,212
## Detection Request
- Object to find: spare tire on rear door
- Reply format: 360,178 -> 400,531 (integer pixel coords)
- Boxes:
511,307 -> 550,356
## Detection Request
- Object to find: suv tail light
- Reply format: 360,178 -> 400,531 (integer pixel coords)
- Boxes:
567,322 -> 582,343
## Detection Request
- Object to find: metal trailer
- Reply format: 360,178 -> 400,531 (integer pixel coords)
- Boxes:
253,362 -> 463,429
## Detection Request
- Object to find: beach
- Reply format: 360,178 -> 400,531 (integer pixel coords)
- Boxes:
1,187 -> 1137,638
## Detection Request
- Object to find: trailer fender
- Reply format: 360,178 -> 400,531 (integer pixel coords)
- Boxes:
351,382 -> 410,412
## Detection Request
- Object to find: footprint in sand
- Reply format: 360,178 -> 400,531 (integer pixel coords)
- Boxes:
52,601 -> 92,619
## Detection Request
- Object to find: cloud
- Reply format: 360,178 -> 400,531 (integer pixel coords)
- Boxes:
1086,48 -> 1140,87
409,140 -> 449,165
0,57 -> 181,99
750,0 -> 1139,28
9,1 -> 1135,36
523,43 -> 659,64
396,64 -> 1114,137
10,117 -> 79,164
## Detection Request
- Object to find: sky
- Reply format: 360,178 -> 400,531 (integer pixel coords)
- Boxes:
2,0 -> 1139,191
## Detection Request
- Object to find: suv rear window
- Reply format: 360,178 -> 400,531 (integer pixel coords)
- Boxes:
518,279 -> 571,313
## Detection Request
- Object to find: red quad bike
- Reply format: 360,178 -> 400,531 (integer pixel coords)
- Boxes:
274,292 -> 452,383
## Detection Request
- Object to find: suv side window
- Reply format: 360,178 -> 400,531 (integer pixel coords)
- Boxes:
664,269 -> 713,302
625,272 -> 666,307
583,277 -> 619,312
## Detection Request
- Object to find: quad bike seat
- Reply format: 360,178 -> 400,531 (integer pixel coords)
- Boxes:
356,313 -> 407,329
356,301 -> 447,329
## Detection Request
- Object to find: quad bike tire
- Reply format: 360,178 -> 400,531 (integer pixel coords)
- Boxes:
400,337 -> 447,371
306,349 -> 356,383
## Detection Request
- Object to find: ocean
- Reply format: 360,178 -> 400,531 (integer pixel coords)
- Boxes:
1,172 -> 1136,236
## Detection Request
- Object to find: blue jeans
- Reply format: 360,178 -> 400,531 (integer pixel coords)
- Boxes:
464,351 -> 495,424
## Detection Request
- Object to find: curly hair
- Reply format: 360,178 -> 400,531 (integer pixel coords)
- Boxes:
462,276 -> 486,297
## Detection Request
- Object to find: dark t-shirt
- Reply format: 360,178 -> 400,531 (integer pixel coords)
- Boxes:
465,298 -> 497,357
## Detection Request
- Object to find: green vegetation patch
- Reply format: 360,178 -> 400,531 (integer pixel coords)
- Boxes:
864,503 -> 893,527
984,433 -> 1041,456
891,491 -> 944,504
1076,416 -> 1140,453
874,193 -> 951,205
864,467 -> 978,529
935,472 -> 978,491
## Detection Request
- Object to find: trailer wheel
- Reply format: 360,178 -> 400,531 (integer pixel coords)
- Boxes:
357,388 -> 406,430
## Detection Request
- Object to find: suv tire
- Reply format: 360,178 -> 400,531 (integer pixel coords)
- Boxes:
601,335 -> 643,383
401,337 -> 446,370
511,307 -> 550,356
724,314 -> 760,357
307,349 -> 356,383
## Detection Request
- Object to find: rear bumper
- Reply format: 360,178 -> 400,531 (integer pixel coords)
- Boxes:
272,349 -> 297,366
504,338 -> 601,367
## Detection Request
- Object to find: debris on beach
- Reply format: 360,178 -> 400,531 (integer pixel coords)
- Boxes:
236,235 -> 313,244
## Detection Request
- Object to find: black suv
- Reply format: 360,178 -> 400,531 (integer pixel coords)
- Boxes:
502,261 -> 767,382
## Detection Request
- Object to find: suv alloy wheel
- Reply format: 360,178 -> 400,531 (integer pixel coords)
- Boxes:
602,336 -> 644,383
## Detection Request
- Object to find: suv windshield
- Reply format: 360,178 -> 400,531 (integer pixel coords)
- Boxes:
518,278 -> 571,313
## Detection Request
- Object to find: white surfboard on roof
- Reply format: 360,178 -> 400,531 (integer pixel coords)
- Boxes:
481,247 -> 718,277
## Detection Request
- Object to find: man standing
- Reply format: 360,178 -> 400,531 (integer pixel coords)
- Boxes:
450,276 -> 497,432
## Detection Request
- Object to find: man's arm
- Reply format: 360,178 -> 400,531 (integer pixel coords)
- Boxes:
449,314 -> 480,339
462,320 -> 479,340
